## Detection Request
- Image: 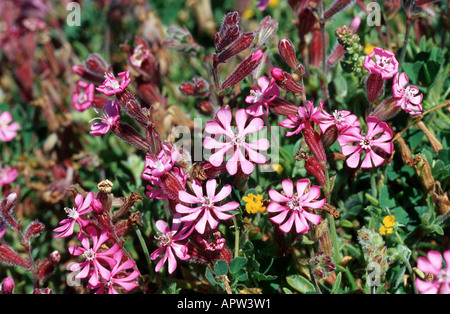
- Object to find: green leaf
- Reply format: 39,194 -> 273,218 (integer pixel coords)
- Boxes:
254,272 -> 277,281
205,267 -> 216,285
286,274 -> 316,294
331,272 -> 342,294
214,259 -> 229,277
230,257 -> 248,274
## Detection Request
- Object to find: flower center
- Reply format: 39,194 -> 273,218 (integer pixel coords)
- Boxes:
202,196 -> 214,209
287,196 -> 302,211
154,160 -> 165,172
104,72 -> 120,89
155,232 -> 174,247
250,89 -> 264,103
232,134 -> 245,147
64,207 -> 79,220
359,136 -> 372,150
377,56 -> 391,69
404,86 -> 417,99
437,269 -> 449,284
333,110 -> 345,125
83,248 -> 96,261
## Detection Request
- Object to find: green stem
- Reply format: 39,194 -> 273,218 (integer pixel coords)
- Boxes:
134,224 -> 154,281
329,215 -> 340,267
233,216 -> 240,258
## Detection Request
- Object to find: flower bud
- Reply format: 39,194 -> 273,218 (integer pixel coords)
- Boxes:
271,68 -> 304,95
304,156 -> 327,186
37,251 -> 60,282
370,96 -> 401,121
198,101 -> 216,116
309,29 -> 323,68
324,0 -> 356,20
220,49 -> 263,91
0,243 -> 32,270
303,121 -> 327,164
116,90 -> 150,128
24,220 -> 45,242
254,16 -> 279,48
215,11 -> 242,53
268,97 -> 300,116
32,288 -> 52,294
365,73 -> 384,103
0,193 -> 20,231
1,277 -> 14,294
320,124 -> 338,149
179,77 -> 210,98
278,39 -> 304,75
216,32 -> 255,64
112,122 -> 152,153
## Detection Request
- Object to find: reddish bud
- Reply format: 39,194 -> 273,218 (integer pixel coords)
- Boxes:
365,73 -> 384,103
220,50 -> 263,91
271,68 -> 304,95
72,53 -> 111,85
327,44 -> 345,66
320,124 -> 338,149
160,172 -> 186,204
268,97 -> 300,116
32,288 -> 52,294
24,220 -> 45,242
1,277 -> 14,294
303,121 -> 327,164
324,0 -> 356,20
216,32 -> 255,64
370,96 -> 401,121
278,39 -> 304,75
179,77 -> 210,98
0,243 -> 32,270
198,101 -> 216,116
309,29 -> 323,68
37,251 -> 59,282
111,122 -> 152,153
254,16 -> 279,48
215,11 -> 242,53
0,193 -> 20,231
116,90 -> 151,128
304,156 -> 327,186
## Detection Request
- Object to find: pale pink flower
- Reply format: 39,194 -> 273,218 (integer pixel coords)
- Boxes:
96,70 -> 131,96
203,107 -> 269,175
337,116 -> 393,169
142,144 -> 179,181
392,72 -> 423,115
89,100 -> 120,136
0,111 -> 19,142
72,81 -> 95,111
363,47 -> 399,80
279,100 -> 319,137
267,178 -> 324,233
313,102 -> 361,134
129,44 -> 150,68
415,250 -> 450,294
53,192 -> 94,238
245,76 -> 280,117
0,166 -> 18,186
69,226 -> 120,286
150,214 -> 194,274
176,179 -> 239,234
89,250 -> 140,294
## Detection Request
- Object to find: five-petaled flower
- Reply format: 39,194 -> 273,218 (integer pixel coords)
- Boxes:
150,214 -> 194,274
72,81 -> 95,111
279,101 -> 319,137
69,226 -> 120,286
142,144 -> 179,181
415,250 -> 450,294
245,76 -> 280,117
0,111 -> 19,142
267,178 -> 324,233
203,107 -> 269,175
96,70 -> 131,96
392,72 -> 423,115
89,100 -> 121,136
313,102 -> 361,134
176,179 -> 239,234
363,47 -> 399,80
337,116 -> 393,169
53,192 -> 94,238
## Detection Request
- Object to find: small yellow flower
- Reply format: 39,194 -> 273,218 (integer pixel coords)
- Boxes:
269,0 -> 280,7
271,163 -> 283,174
242,193 -> 266,214
364,43 -> 376,56
379,215 -> 396,236
242,9 -> 254,19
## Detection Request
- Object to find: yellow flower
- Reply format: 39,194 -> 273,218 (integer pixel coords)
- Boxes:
242,9 -> 254,19
271,164 -> 283,174
379,215 -> 396,236
242,193 -> 266,214
364,43 -> 376,56
269,0 -> 280,7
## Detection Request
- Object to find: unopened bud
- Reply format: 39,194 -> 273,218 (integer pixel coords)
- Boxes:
112,122 -> 152,153
24,220 -> 45,242
321,124 -> 338,149
215,11 -> 242,53
278,39 -> 304,75
0,193 -> 20,231
303,121 -> 327,164
220,50 -> 263,91
1,277 -> 14,294
365,73 -> 384,103
304,156 -> 327,186
324,0 -> 356,20
0,243 -> 32,270
198,101 -> 216,116
370,96 -> 401,121
216,32 -> 255,64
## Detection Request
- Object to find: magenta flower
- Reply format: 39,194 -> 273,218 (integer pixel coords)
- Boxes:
72,81 -> 95,111
0,166 -> 18,186
337,116 -> 393,169
150,214 -> 194,274
145,167 -> 187,200
203,107 -> 269,175
279,100 -> 319,137
257,0 -> 270,10
0,111 -> 19,142
245,76 -> 280,117
89,250 -> 140,294
96,70 -> 131,96
267,178 -> 324,233
142,144 -> 179,181
53,192 -> 94,238
363,47 -> 399,80
392,72 -> 423,115
89,100 -> 120,136
415,250 -> 450,294
69,226 -> 120,286
176,179 -> 239,234
313,102 -> 361,134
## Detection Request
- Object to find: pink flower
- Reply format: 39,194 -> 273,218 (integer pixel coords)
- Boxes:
257,0 -> 270,10
203,107 -> 269,175
142,144 -> 179,181
363,47 -> 399,80
337,116 -> 393,169
53,192 -> 94,238
245,76 -> 280,117
145,167 -> 187,201
72,81 -> 95,111
89,100 -> 120,136
150,214 -> 194,274
279,100 -> 319,137
96,70 -> 131,96
267,178 -> 324,233
0,166 -> 18,186
129,44 -> 150,68
69,226 -> 120,286
392,72 -> 423,115
89,250 -> 140,294
415,250 -> 450,294
176,179 -> 239,234
313,102 -> 361,134
0,111 -> 19,142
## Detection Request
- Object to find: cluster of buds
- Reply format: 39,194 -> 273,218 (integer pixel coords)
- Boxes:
53,180 -> 142,293
357,228 -> 390,283
305,252 -> 336,283
0,192 -> 59,293
335,25 -> 365,74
